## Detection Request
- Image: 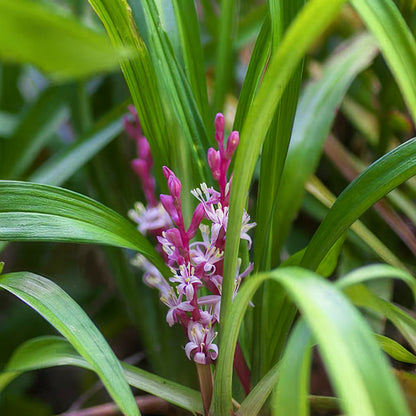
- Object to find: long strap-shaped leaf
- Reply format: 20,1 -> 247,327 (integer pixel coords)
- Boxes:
351,0 -> 416,123
0,336 -> 204,414
0,0 -> 125,80
87,0 -> 169,177
0,272 -> 140,416
0,181 -> 168,275
275,33 -> 379,253
221,0 -> 348,325
212,267 -> 410,415
301,138 -> 416,269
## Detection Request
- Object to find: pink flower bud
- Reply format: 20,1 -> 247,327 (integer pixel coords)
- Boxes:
215,113 -> 225,146
131,159 -> 147,177
207,148 -> 221,180
162,166 -> 175,179
164,228 -> 184,249
138,137 -> 151,160
168,175 -> 181,199
187,203 -> 205,239
225,131 -> 239,159
160,194 -> 179,223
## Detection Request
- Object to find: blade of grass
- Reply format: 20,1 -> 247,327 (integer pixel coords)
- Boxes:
0,86 -> 70,179
306,175 -> 410,271
274,33 -> 379,255
351,0 -> 416,123
29,105 -> 125,186
0,273 -> 139,416
222,0 -> 348,336
87,0 -> 170,178
251,0 -> 305,385
139,0 -> 211,183
213,267 -> 410,415
0,336 -> 203,414
301,138 -> 416,270
0,181 -> 168,275
172,0 -> 210,129
0,0 -> 127,80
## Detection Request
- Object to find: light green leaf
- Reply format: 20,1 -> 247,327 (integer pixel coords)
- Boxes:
0,0 -> 127,80
0,181 -> 168,275
352,0 -> 416,123
272,321 -> 312,416
0,86 -> 69,179
222,0 -> 348,326
275,33 -> 378,252
29,107 -> 125,186
375,334 -> 416,364
0,336 -> 204,414
0,273 -> 139,416
88,0 -> 171,178
301,138 -> 416,270
213,267 -> 409,416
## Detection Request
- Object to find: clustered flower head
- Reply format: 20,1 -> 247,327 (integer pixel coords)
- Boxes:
125,106 -> 255,365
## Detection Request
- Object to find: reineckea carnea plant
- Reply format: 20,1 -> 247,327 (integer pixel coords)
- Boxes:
1,0 -> 416,415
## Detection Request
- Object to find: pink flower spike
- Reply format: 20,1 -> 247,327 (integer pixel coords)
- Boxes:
131,158 -> 147,177
160,194 -> 179,223
137,136 -> 152,160
187,203 -> 205,239
225,131 -> 239,159
215,113 -> 225,146
207,148 -> 221,180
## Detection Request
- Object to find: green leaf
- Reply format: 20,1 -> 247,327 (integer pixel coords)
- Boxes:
306,175 -> 409,271
272,321 -> 312,416
0,181 -> 168,275
222,0 -> 348,325
0,0 -> 127,80
0,336 -> 204,414
0,86 -> 70,179
0,111 -> 17,137
213,267 -> 409,415
172,0 -> 210,129
29,106 -> 125,186
88,0 -> 171,178
0,273 -> 139,416
351,0 -> 416,123
212,0 -> 238,113
301,138 -> 416,270
139,0 -> 211,183
275,33 -> 379,253
375,334 -> 416,364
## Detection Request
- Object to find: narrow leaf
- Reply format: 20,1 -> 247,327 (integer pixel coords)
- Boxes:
213,267 -> 409,415
222,0 -> 348,325
352,0 -> 416,123
0,181 -> 168,275
275,33 -> 378,252
0,0 -> 127,80
301,138 -> 416,269
0,336 -> 204,414
0,273 -> 139,416
29,107 -> 125,186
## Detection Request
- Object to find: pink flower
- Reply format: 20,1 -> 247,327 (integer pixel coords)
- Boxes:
185,322 -> 218,364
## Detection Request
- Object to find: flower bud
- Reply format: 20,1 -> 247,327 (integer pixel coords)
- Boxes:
131,159 -> 147,178
214,113 -> 225,146
225,131 -> 239,159
207,148 -> 221,180
163,166 -> 174,179
187,203 -> 205,239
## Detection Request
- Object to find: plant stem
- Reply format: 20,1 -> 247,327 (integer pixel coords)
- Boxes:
196,363 -> 214,415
